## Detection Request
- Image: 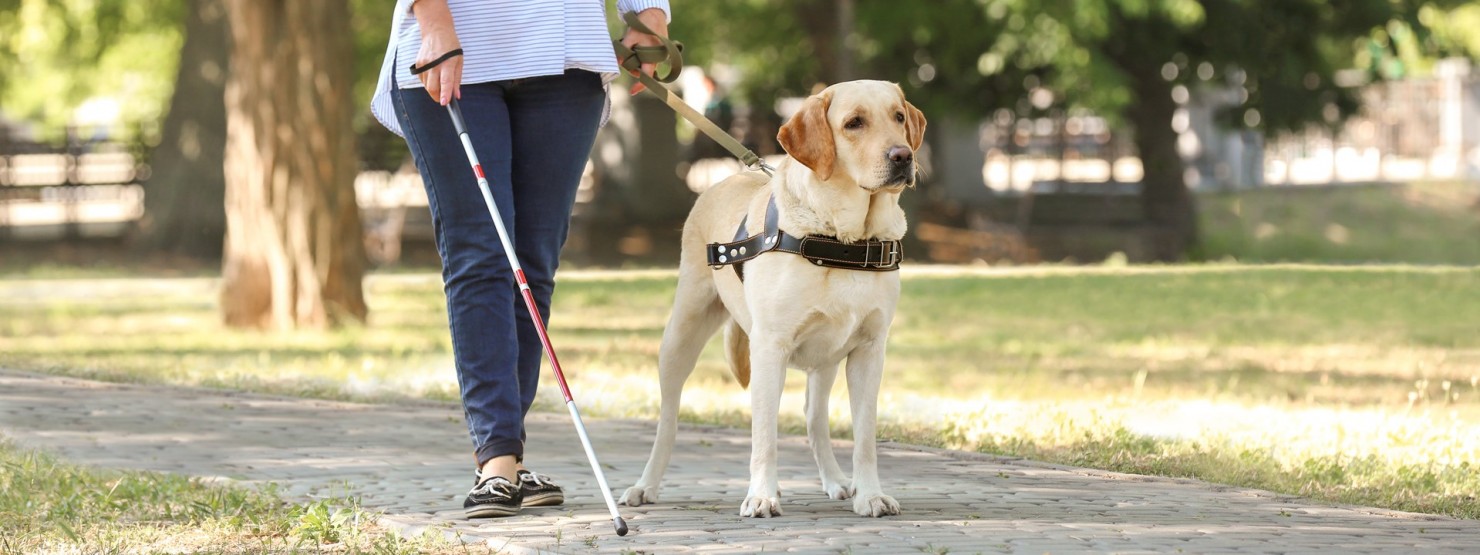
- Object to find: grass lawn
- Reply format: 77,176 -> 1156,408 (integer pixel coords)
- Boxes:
1199,181 -> 1480,264
0,438 -> 483,554
3,265 -> 1478,520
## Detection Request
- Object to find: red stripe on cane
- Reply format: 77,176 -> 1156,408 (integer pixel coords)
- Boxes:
513,268 -> 574,402
473,165 -> 485,179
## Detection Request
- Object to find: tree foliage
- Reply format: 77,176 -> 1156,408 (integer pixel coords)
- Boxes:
676,0 -> 1467,134
0,0 -> 183,127
0,0 -> 401,131
8,0 -> 1471,141
669,0 -> 1471,260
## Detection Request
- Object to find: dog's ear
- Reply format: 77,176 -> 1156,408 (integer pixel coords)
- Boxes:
904,100 -> 927,152
777,92 -> 835,181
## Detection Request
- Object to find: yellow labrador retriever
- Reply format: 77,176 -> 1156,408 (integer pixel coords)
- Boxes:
618,80 -> 925,518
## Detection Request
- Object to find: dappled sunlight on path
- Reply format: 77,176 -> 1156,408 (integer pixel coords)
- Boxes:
4,370 -> 1479,554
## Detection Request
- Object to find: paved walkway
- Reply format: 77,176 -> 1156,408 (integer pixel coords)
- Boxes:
3,370 -> 1477,554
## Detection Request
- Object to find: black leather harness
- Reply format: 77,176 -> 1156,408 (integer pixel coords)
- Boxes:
706,195 -> 903,281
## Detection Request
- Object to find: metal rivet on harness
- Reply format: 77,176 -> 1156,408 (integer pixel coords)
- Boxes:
720,255 -> 728,263
716,245 -> 725,254
729,249 -> 737,257
814,259 -> 824,265
739,246 -> 747,255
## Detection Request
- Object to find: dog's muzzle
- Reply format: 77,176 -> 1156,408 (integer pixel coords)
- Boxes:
878,146 -> 916,190
873,169 -> 915,191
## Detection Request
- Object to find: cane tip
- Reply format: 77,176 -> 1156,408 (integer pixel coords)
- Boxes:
614,516 -> 629,536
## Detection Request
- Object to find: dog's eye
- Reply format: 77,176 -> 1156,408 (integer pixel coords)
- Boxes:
844,117 -> 864,130
895,112 -> 906,123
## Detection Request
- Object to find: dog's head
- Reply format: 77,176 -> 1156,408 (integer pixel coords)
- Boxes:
777,80 -> 926,192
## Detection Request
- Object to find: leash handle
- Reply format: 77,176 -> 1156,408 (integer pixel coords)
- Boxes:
612,13 -> 772,175
614,12 -> 684,83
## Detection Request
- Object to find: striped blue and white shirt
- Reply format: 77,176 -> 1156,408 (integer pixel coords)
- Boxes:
370,0 -> 670,137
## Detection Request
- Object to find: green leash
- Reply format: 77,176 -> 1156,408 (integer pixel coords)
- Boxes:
613,12 -> 774,175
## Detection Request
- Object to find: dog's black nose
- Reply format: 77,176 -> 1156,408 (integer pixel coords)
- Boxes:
887,145 -> 912,166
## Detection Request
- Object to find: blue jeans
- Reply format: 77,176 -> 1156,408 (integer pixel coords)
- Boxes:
393,70 -> 605,466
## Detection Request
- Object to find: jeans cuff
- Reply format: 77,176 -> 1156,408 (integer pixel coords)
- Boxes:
475,439 -> 524,467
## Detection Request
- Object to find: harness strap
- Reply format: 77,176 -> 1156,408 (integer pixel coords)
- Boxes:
706,195 -> 903,281
707,192 -> 780,281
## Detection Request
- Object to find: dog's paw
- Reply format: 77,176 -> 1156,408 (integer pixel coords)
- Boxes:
618,485 -> 659,507
739,495 -> 783,518
823,479 -> 855,500
852,493 -> 900,517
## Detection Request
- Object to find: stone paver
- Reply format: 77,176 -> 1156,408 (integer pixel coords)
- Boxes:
3,369 -> 1477,554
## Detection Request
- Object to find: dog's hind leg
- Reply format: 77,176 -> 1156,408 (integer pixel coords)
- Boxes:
806,366 -> 854,500
844,342 -> 901,517
618,277 -> 727,507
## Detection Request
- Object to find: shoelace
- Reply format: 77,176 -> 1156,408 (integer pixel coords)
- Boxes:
472,476 -> 516,499
521,471 -> 553,488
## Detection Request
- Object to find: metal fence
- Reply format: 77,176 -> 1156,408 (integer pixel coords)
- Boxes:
1267,60 -> 1478,184
0,124 -> 151,241
976,58 -> 1480,194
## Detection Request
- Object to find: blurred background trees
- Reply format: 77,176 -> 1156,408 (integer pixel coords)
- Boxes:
0,0 -> 365,329
671,0 -> 1472,260
1,0 -> 1478,326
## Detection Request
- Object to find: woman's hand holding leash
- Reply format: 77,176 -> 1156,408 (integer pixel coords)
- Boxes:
619,8 -> 670,95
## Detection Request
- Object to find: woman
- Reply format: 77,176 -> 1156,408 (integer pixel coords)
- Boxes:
369,0 -> 672,518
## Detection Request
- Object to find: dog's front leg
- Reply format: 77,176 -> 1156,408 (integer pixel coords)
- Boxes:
741,338 -> 788,518
619,283 -> 727,508
806,366 -> 853,500
845,341 -> 900,517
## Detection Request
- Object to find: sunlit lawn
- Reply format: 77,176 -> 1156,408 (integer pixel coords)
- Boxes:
0,438 -> 484,554
2,265 -> 1479,518
1199,181 -> 1480,265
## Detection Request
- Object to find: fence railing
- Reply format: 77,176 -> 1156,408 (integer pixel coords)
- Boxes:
977,60 -> 1479,193
0,124 -> 151,241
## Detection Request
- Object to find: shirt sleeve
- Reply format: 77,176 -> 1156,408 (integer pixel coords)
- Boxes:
616,0 -> 671,22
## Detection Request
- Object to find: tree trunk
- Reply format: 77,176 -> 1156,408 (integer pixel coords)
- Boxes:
792,0 -> 846,85
136,0 -> 229,259
628,94 -> 691,223
1128,65 -> 1198,261
834,0 -> 856,82
219,0 -> 366,330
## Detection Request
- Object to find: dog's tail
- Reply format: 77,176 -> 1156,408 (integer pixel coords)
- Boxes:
723,319 -> 750,389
